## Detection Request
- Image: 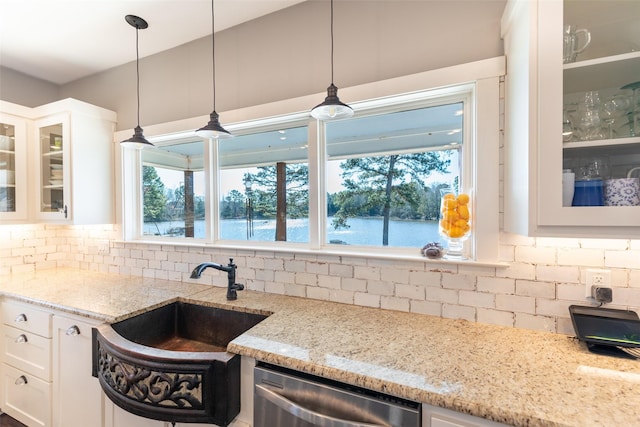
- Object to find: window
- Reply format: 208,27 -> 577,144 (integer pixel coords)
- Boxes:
121,59 -> 502,262
325,102 -> 464,248
141,141 -> 206,239
218,125 -> 309,242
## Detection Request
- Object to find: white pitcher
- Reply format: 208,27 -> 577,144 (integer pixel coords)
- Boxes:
563,25 -> 591,64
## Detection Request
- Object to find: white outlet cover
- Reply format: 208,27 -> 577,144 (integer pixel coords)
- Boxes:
585,269 -> 611,298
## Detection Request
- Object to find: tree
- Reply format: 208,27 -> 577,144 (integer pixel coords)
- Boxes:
221,190 -> 246,218
332,151 -> 451,246
244,164 -> 309,219
142,166 -> 167,223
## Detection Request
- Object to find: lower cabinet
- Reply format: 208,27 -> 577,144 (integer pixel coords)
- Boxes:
0,300 -> 53,427
52,313 -> 102,427
423,404 -> 510,427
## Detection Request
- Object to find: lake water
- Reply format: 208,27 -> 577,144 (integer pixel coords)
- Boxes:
144,217 -> 441,248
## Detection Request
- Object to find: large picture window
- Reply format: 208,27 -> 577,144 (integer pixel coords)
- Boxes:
121,59 -> 502,262
141,141 -> 206,239
325,103 -> 463,248
218,125 -> 309,242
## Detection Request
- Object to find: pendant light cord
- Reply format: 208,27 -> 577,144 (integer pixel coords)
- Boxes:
211,0 -> 217,111
135,26 -> 141,127
330,0 -> 334,85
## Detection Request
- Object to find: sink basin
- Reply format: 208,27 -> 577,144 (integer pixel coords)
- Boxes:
92,301 -> 268,425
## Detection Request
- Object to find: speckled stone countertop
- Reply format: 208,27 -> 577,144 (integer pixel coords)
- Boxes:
3,269 -> 640,427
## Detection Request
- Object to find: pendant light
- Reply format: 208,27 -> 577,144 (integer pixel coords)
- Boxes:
196,0 -> 232,139
311,0 -> 353,121
121,15 -> 153,149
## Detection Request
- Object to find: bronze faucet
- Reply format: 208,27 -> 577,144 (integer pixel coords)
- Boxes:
190,258 -> 244,300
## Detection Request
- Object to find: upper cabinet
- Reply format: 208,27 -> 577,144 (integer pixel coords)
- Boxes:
0,99 -> 116,224
0,109 -> 28,221
501,0 -> 640,238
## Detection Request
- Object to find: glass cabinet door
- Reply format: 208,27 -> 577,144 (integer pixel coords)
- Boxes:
561,1 -> 640,209
0,113 -> 27,220
0,121 -> 16,214
37,114 -> 69,220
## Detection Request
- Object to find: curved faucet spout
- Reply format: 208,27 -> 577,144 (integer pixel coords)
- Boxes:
190,258 -> 244,301
190,262 -> 231,278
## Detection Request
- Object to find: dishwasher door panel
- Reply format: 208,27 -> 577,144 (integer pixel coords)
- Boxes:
254,364 -> 421,427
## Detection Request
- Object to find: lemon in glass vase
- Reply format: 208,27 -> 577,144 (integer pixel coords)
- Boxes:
439,188 -> 471,259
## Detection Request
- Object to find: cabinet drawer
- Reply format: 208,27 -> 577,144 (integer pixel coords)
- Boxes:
2,325 -> 52,381
1,363 -> 52,427
2,301 -> 52,338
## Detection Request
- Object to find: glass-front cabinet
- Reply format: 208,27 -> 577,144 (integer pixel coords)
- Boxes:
0,98 -> 116,224
0,112 -> 27,221
37,116 -> 69,219
502,0 -> 640,237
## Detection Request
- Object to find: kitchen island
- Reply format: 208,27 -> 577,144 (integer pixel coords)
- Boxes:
1,268 -> 639,427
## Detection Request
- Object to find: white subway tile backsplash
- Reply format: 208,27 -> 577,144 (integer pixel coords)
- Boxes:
354,292 -> 380,308
515,279 -> 555,298
442,304 -> 475,321
395,284 -> 425,300
477,307 -> 513,327
557,247 -> 604,267
410,300 -> 441,317
536,265 -> 580,284
367,280 -> 395,296
605,249 -> 640,269
342,277 -> 367,292
515,245 -> 556,264
477,276 -> 515,294
381,295 -> 410,312
514,313 -> 555,332
496,294 -> 535,314
1,224 -> 640,336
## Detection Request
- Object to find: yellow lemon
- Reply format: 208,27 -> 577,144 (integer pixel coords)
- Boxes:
458,205 -> 470,220
449,226 -> 465,238
457,193 -> 470,205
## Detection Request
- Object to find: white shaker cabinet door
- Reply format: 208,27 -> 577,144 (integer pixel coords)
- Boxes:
52,313 -> 102,427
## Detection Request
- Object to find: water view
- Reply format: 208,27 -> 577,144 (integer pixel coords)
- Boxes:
143,217 -> 441,248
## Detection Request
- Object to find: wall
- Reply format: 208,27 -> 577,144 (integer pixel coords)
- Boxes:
57,0 -> 506,131
0,67 -> 60,107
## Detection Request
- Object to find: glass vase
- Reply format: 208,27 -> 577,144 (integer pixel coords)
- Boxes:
439,187 -> 472,260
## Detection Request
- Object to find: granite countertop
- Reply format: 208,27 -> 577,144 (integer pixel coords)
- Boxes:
2,269 -> 640,427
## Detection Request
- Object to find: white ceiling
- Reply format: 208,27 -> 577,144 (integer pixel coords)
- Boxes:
0,0 -> 307,85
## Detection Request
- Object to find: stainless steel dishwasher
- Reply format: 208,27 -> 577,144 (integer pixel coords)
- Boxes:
254,363 -> 421,427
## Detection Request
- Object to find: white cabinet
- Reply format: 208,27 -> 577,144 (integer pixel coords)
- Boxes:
501,0 -> 640,237
0,98 -> 116,224
423,404 -> 510,427
0,108 -> 28,222
32,99 -> 116,224
52,313 -> 102,427
0,300 -> 53,427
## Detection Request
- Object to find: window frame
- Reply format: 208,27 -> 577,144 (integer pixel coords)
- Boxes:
117,57 -> 504,264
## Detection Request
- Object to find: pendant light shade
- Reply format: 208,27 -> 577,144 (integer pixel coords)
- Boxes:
121,15 -> 153,149
311,0 -> 353,121
196,0 -> 232,139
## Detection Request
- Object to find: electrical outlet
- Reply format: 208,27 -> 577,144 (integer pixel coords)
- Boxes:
585,269 -> 611,298
97,240 -> 110,254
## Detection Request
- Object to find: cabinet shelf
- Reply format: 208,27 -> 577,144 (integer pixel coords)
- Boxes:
0,150 -> 15,155
563,136 -> 640,150
564,52 -> 640,94
42,150 -> 64,158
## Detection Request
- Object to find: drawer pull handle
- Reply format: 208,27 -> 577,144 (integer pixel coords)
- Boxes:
66,325 -> 81,336
15,334 -> 28,343
14,314 -> 27,323
15,376 -> 27,386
